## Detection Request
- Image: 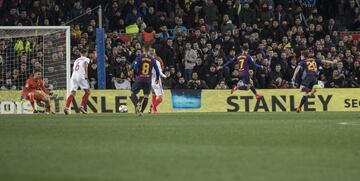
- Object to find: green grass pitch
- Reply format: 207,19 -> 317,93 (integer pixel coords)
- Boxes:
0,112 -> 360,181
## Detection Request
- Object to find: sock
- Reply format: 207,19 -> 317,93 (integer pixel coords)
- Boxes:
30,101 -> 35,110
301,87 -> 311,93
141,97 -> 149,113
45,100 -> 50,112
29,94 -> 35,110
65,95 -> 74,109
154,96 -> 162,108
151,94 -> 156,107
130,93 -> 138,109
299,96 -> 307,108
250,86 -> 257,95
80,91 -> 90,108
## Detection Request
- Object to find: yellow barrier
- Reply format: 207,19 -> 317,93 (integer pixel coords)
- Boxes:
0,89 -> 359,114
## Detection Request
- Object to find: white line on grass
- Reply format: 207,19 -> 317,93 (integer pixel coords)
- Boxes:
337,122 -> 360,126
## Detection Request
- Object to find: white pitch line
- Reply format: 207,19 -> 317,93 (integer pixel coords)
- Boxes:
337,122 -> 360,126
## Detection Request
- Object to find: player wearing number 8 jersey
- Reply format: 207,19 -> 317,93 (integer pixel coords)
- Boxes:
224,50 -> 264,99
64,48 -> 91,114
130,45 -> 160,116
292,50 -> 338,112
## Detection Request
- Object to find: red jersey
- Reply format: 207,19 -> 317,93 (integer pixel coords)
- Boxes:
22,77 -> 50,96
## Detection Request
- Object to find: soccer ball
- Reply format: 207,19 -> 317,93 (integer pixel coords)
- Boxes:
119,105 -> 128,113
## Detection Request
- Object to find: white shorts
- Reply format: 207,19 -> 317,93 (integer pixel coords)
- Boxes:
70,77 -> 90,91
151,83 -> 164,96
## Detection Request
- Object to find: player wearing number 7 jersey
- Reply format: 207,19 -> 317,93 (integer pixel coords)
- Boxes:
130,45 -> 160,116
64,48 -> 91,115
291,50 -> 338,112
224,50 -> 264,99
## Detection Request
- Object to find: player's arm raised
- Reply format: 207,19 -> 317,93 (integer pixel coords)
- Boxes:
320,56 -> 338,64
248,56 -> 263,69
223,57 -> 235,68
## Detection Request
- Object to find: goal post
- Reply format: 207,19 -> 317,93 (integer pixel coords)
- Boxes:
0,26 -> 71,96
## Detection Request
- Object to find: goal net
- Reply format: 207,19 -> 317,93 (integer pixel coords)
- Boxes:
0,26 -> 70,93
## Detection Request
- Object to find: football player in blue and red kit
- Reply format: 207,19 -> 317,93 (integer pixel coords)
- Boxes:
292,50 -> 338,112
130,45 -> 160,116
224,51 -> 264,100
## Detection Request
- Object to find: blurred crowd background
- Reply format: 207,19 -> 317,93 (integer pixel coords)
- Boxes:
0,0 -> 360,90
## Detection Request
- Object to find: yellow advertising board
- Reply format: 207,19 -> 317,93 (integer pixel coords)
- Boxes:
0,89 -> 359,114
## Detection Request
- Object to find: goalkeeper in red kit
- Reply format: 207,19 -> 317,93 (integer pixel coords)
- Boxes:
22,70 -> 54,114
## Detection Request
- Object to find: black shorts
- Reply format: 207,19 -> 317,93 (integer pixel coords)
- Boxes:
131,81 -> 151,95
301,75 -> 318,89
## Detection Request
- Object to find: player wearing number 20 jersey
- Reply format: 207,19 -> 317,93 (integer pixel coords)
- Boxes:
291,51 -> 338,112
64,48 -> 91,115
130,46 -> 160,116
297,58 -> 322,89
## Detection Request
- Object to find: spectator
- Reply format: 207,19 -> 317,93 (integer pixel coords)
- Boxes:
88,63 -> 98,89
1,79 -> 16,90
51,4 -> 64,26
352,60 -> 360,85
125,8 -> 143,26
269,64 -> 288,88
3,8 -> 17,26
230,69 -> 240,88
187,72 -> 208,89
70,1 -> 85,25
43,78 -> 54,90
326,69 -> 346,88
192,58 -> 206,80
113,73 -> 131,90
0,0 -> 359,90
350,14 -> 360,31
122,0 -> 136,18
183,42 -> 197,81
258,2 -> 273,25
175,77 -> 187,89
202,0 -> 219,26
215,79 -> 229,89
162,68 -> 176,89
221,14 -> 234,35
144,6 -> 157,29
172,17 -> 187,39
18,10 -> 32,26
205,64 -> 221,89
270,51 -> 288,76
238,2 -> 256,26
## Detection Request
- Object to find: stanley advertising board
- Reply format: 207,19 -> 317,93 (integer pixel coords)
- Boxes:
0,89 -> 359,114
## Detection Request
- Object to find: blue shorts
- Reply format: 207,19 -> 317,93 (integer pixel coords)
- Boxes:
301,75 -> 318,89
131,81 -> 151,95
236,76 -> 251,88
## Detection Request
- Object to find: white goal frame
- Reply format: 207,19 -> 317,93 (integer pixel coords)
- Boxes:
0,26 -> 71,95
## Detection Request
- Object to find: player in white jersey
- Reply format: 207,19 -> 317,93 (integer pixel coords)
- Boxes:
149,48 -> 166,113
64,48 -> 91,114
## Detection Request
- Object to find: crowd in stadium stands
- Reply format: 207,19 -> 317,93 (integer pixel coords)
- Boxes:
1,0 -> 360,90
